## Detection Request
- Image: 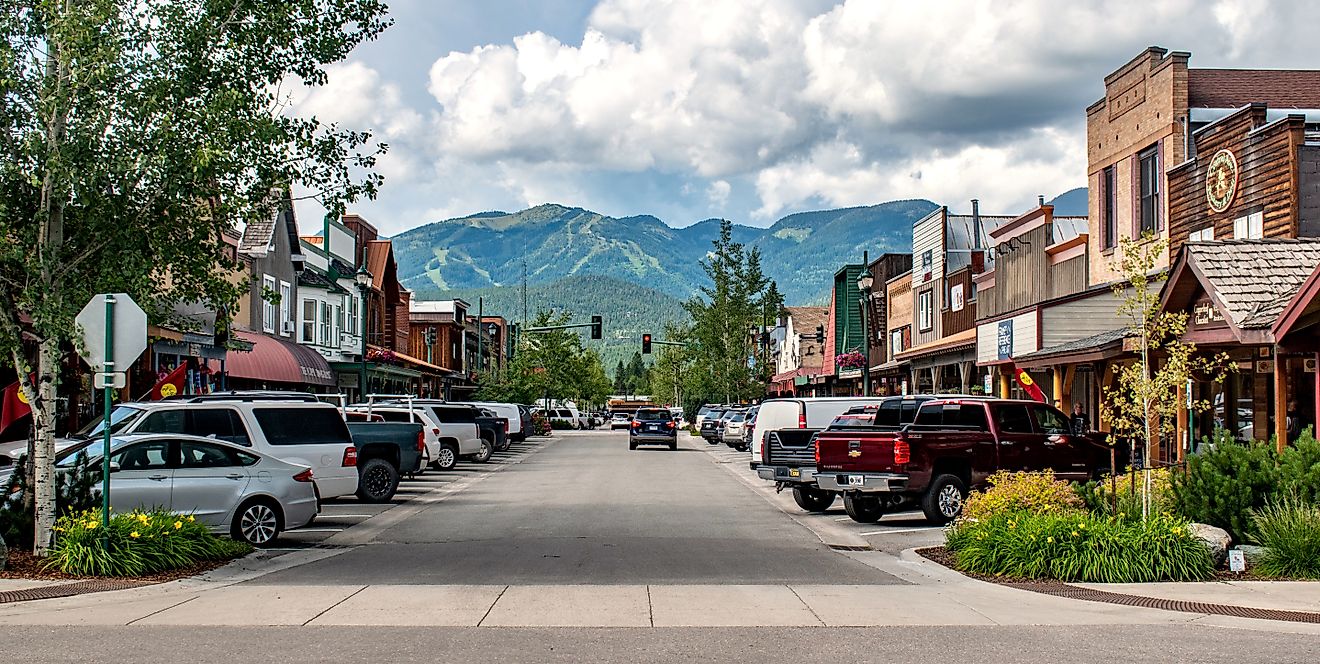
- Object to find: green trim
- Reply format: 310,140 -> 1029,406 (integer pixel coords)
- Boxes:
330,361 -> 421,379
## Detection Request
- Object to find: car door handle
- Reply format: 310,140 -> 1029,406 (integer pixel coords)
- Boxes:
148,474 -> 169,481
225,473 -> 244,480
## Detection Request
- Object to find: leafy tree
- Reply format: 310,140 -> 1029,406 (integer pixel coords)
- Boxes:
477,310 -> 611,409
684,220 -> 772,404
1100,235 -> 1233,518
0,0 -> 390,553
647,323 -> 692,407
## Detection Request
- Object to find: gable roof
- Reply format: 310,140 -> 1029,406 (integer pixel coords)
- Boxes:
1168,240 -> 1320,337
365,240 -> 394,290
238,211 -> 277,257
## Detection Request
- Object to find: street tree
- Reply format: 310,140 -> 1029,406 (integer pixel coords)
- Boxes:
478,310 -> 611,410
647,323 -> 692,409
684,220 -> 772,404
1099,234 -> 1233,518
0,0 -> 391,553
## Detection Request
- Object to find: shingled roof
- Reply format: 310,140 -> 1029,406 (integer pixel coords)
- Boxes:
1185,239 -> 1320,329
1188,69 -> 1320,109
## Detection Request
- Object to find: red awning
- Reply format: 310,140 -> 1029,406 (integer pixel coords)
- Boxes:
225,331 -> 336,386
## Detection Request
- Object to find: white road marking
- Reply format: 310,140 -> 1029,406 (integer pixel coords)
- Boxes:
316,514 -> 373,518
290,528 -> 345,533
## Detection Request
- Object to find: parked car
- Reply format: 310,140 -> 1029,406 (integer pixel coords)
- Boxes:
756,395 -> 966,513
721,409 -> 750,451
610,412 -> 633,429
474,407 -> 510,452
53,433 -> 318,546
695,404 -> 725,430
629,408 -> 678,450
353,400 -> 491,470
739,406 -> 759,449
814,398 -> 1116,524
699,408 -> 728,444
456,401 -> 526,443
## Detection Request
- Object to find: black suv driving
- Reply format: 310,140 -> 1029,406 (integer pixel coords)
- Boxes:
629,408 -> 678,451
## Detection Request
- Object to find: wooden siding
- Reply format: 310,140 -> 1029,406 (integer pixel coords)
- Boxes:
866,254 -> 913,366
978,225 -> 1052,319
975,310 -> 1039,364
913,281 -> 941,346
1047,255 -> 1088,300
941,267 -> 976,335
833,266 -> 864,357
1168,106 -> 1305,255
1040,290 -> 1125,348
912,208 -> 945,290
887,273 -> 913,342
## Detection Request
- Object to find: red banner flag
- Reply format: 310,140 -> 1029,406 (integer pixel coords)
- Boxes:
0,381 -> 33,432
151,364 -> 188,400
1015,367 -> 1047,403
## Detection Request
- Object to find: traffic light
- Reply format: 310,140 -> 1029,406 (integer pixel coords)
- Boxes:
590,315 -> 603,340
815,324 -> 825,342
642,333 -> 652,354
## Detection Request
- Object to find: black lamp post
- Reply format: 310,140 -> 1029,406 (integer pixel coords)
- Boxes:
856,270 -> 875,397
355,264 -> 372,399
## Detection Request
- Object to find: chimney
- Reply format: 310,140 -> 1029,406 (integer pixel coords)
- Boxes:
971,199 -> 981,250
1038,195 -> 1045,207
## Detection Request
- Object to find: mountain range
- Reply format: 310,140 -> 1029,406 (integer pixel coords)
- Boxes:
390,189 -> 1086,367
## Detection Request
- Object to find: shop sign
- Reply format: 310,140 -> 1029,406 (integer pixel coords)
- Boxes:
1206,149 -> 1239,214
950,284 -> 965,312
1192,300 -> 1224,327
996,320 -> 1014,361
1256,360 -> 1274,374
920,250 -> 933,283
983,373 -> 993,394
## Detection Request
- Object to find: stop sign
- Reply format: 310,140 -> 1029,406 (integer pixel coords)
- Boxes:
75,293 -> 148,371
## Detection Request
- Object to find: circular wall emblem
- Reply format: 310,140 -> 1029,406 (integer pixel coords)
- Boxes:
1206,149 -> 1238,213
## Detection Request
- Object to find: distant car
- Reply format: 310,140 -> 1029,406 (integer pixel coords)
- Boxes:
53,433 -> 318,546
629,408 -> 678,450
610,413 -> 633,430
721,409 -> 750,451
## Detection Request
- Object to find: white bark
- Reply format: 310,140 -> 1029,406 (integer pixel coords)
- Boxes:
30,339 -> 60,555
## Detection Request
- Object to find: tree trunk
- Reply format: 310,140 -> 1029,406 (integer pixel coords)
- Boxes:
30,338 -> 61,555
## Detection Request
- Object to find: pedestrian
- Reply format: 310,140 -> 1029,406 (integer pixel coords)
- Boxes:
1286,399 -> 1301,441
1070,402 -> 1091,435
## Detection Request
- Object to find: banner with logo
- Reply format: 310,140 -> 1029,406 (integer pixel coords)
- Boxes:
1014,366 -> 1047,403
151,364 -> 188,400
0,381 -> 32,432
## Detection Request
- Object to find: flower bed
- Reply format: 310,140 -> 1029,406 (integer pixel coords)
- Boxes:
43,509 -> 252,577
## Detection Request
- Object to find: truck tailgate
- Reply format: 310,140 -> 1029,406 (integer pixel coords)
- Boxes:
815,430 -> 902,473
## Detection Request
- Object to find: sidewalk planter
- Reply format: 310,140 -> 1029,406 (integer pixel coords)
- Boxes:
44,509 -> 251,577
945,511 -> 1214,583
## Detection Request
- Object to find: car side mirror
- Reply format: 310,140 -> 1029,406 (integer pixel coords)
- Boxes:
108,461 -> 121,473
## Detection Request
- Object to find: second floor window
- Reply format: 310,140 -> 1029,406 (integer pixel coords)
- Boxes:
1138,145 -> 1161,235
1102,165 -> 1116,248
301,299 -> 315,342
1234,211 -> 1264,239
278,281 -> 291,335
262,275 -> 277,334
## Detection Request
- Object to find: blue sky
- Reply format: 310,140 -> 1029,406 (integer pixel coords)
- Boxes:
290,0 -> 1317,236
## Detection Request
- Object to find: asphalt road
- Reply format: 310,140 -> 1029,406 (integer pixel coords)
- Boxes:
249,429 -> 902,585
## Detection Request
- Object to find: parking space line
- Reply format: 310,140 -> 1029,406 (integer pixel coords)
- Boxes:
291,528 -> 344,533
316,514 -> 373,518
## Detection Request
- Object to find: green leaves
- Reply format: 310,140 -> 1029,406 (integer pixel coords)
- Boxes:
1250,493 -> 1320,579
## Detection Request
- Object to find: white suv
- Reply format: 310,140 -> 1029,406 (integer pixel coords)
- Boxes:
70,398 -> 361,500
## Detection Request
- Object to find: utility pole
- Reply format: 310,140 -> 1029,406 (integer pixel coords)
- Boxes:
476,297 -> 484,374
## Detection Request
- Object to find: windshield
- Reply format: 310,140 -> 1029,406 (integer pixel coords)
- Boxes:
727,412 -> 745,423
635,409 -> 670,421
54,438 -> 113,467
76,405 -> 147,438
697,406 -> 714,417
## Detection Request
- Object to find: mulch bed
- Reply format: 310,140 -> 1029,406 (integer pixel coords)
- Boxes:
2,548 -> 235,583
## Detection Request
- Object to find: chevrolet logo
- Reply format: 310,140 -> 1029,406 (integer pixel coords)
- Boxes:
848,450 -> 861,458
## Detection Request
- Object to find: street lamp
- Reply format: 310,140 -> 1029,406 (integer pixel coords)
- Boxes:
355,264 -> 372,400
856,270 -> 874,397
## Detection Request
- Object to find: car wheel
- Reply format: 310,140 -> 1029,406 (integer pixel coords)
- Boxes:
843,492 -> 885,523
232,498 -> 283,547
356,458 -> 399,503
668,439 -> 677,451
921,474 -> 968,525
473,437 -> 494,463
434,442 -> 459,471
792,486 -> 836,513
629,439 -> 637,450
706,437 -> 719,445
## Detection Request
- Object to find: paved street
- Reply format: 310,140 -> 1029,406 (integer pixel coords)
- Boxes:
1,430 -> 1318,663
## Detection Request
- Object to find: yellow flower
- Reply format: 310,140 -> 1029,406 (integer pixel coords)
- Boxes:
173,520 -> 182,530
1047,536 -> 1054,543
130,531 -> 140,539
187,515 -> 195,522
85,520 -> 98,530
1070,531 -> 1079,537
1078,522 -> 1086,529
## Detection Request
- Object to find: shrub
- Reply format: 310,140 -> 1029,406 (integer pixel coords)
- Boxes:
1074,468 -> 1174,521
1171,430 -> 1279,542
44,509 -> 252,577
1278,427 -> 1320,505
959,471 -> 1084,522
1,450 -> 101,548
945,510 -> 1213,583
1250,494 -> 1320,580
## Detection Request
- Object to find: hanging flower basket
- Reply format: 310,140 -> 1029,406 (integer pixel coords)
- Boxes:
836,351 -> 866,369
366,348 -> 399,364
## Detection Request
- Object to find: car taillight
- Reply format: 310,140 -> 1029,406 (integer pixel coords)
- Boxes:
504,422 -> 509,433
894,438 -> 910,465
417,431 -> 426,453
432,427 -> 440,436
761,433 -> 769,464
342,446 -> 357,467
631,420 -> 641,428
666,421 -> 675,429
798,411 -> 806,428
814,436 -> 821,465
293,469 -> 314,483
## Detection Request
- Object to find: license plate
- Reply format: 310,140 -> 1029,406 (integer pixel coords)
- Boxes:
647,425 -> 659,432
789,468 -> 801,478
847,475 -> 865,487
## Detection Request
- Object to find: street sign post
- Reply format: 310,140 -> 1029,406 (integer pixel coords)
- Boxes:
75,293 -> 148,539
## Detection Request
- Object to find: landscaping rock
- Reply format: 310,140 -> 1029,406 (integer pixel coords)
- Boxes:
1236,544 -> 1268,563
1190,523 -> 1232,567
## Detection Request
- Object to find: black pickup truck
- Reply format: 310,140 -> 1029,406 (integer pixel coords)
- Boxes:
475,410 -> 510,452
343,415 -> 425,502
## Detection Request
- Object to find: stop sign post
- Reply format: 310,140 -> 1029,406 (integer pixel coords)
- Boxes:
75,293 -> 148,537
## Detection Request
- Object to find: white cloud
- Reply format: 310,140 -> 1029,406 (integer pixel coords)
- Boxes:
288,1 -> 1319,231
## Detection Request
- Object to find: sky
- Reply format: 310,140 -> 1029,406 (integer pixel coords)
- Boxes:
289,0 -> 1318,236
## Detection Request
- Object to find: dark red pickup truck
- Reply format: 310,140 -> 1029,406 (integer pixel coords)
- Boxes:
814,398 -> 1115,525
